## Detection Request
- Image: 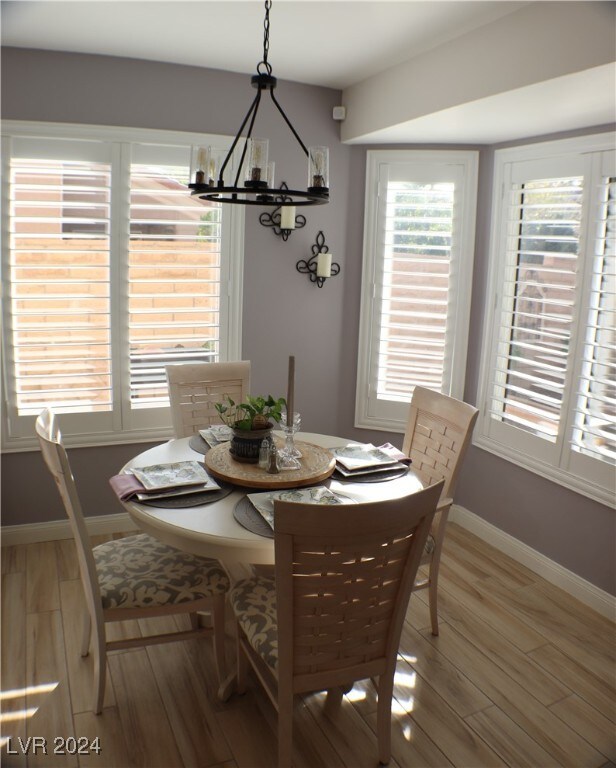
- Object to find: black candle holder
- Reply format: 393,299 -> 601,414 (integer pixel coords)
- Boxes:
258,182 -> 306,241
296,231 -> 340,288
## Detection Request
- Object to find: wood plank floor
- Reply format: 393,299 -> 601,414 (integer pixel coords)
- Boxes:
2,524 -> 614,768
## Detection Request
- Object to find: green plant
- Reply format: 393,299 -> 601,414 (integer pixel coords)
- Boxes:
215,394 -> 286,431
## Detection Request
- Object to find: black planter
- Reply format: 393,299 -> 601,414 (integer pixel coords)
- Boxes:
229,425 -> 273,463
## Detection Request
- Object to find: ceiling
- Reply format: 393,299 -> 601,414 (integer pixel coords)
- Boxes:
1,1 -> 613,144
1,1 -> 525,89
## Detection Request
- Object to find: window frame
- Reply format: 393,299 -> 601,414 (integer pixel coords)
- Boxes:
475,132 -> 615,506
1,120 -> 245,451
355,149 -> 478,432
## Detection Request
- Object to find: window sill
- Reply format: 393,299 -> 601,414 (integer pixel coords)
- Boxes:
473,435 -> 614,508
2,427 -> 175,453
354,414 -> 406,434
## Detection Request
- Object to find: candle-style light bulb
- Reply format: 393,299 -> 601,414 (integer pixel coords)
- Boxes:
210,148 -> 225,186
266,161 -> 275,188
195,146 -> 209,184
246,138 -> 269,186
308,146 -> 329,191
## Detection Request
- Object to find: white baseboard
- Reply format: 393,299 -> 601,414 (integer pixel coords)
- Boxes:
1,512 -> 135,546
3,506 -> 614,621
450,504 -> 615,621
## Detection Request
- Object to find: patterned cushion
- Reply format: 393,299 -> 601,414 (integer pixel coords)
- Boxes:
93,533 -> 229,610
230,577 -> 278,670
425,533 -> 436,556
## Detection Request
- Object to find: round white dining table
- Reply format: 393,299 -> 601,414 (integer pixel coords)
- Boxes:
121,432 -> 424,567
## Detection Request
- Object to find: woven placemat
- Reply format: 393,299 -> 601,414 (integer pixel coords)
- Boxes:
139,480 -> 234,508
332,466 -> 409,484
233,496 -> 274,539
188,434 -> 210,455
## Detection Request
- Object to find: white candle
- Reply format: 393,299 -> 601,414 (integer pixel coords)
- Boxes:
280,206 -> 296,230
197,147 -> 207,170
316,252 -> 332,278
287,355 -> 295,425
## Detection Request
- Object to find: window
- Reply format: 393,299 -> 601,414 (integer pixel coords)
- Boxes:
477,133 -> 615,504
1,123 -> 244,448
356,150 -> 478,431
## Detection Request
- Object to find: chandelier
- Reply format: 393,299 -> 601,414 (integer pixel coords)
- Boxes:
189,0 -> 329,207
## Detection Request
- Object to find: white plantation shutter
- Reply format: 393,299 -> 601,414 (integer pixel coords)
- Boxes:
356,151 -> 477,431
128,161 -> 222,409
1,124 -> 243,446
571,175 -> 616,464
490,176 -> 582,441
3,139 -> 115,437
478,135 -> 615,504
378,181 -> 454,398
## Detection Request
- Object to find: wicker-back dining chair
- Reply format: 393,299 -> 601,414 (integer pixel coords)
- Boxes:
166,361 -> 251,437
36,407 -> 230,714
229,481 -> 443,767
402,386 -> 479,635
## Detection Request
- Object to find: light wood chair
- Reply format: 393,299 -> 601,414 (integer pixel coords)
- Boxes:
166,361 -> 251,437
35,407 -> 230,714
402,386 -> 479,636
229,482 -> 444,767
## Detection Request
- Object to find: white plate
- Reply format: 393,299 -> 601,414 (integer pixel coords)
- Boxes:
132,460 -> 210,490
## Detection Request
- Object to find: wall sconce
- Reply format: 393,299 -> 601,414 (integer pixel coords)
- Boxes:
296,231 -> 340,287
258,182 -> 306,241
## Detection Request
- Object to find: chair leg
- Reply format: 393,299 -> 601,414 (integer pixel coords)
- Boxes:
80,609 -> 92,657
189,611 -> 200,630
428,507 -> 450,636
212,594 -> 227,686
92,637 -> 106,715
376,672 -> 394,765
428,567 -> 440,636
324,687 -> 344,708
277,690 -> 293,768
236,631 -> 249,695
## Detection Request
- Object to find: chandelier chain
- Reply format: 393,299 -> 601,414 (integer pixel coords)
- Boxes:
258,0 -> 273,75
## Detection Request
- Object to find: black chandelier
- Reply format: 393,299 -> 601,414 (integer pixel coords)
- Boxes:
189,0 -> 329,207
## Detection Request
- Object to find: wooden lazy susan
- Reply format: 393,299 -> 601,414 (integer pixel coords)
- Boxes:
204,440 -> 336,489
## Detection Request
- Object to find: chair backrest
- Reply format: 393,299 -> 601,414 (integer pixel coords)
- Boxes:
273,481 -> 443,693
35,409 -> 104,627
165,361 -> 251,437
402,387 -> 479,501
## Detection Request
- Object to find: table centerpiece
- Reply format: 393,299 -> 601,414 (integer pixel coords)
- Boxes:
215,394 -> 286,463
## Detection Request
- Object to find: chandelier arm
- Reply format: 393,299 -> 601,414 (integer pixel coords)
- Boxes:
269,89 -> 309,156
232,87 -> 263,187
219,88 -> 262,186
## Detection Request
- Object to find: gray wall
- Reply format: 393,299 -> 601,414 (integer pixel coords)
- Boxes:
2,48 -> 614,596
